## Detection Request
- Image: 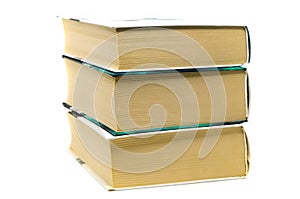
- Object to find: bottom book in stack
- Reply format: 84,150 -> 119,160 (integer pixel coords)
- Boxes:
66,111 -> 250,190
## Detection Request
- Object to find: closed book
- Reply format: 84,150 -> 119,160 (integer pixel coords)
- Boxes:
64,56 -> 249,135
66,111 -> 250,190
62,18 -> 250,71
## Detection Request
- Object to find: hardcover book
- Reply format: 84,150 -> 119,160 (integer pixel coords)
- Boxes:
62,18 -> 250,71
66,111 -> 250,190
64,55 -> 249,135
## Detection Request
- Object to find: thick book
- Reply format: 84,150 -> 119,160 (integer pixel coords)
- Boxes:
66,111 -> 250,190
62,18 -> 250,71
64,55 -> 249,135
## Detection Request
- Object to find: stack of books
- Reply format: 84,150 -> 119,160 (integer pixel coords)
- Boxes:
61,18 -> 251,190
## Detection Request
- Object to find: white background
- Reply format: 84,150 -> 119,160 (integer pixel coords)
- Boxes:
1,0 -> 299,198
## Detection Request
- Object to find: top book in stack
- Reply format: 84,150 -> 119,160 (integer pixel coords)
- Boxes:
62,18 -> 250,71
